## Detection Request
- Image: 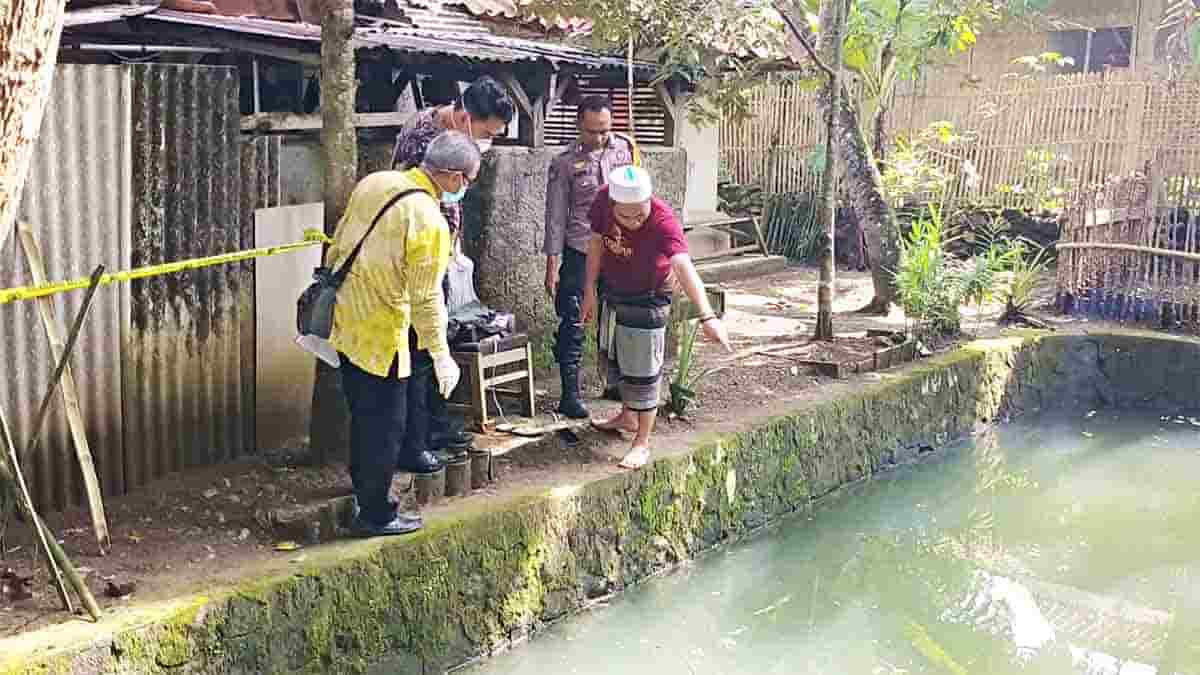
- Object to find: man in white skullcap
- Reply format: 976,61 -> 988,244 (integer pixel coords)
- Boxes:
581,165 -> 731,469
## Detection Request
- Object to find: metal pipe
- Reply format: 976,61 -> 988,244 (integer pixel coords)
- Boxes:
253,56 -> 262,114
62,43 -> 227,54
1084,30 -> 1094,72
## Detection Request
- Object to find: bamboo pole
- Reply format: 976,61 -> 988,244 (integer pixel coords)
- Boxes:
23,264 -> 105,466
18,226 -> 110,553
0,403 -> 71,613
0,408 -> 101,620
1056,241 -> 1200,262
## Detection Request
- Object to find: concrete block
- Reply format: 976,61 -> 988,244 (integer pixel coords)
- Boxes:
685,225 -> 733,259
697,254 -> 790,284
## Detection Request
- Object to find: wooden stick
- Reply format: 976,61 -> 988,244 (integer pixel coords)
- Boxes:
1057,241 -> 1200,263
24,265 -> 105,474
0,403 -> 72,613
17,224 -> 111,554
0,462 -> 102,619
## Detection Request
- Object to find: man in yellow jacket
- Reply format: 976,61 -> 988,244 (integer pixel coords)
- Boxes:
327,131 -> 480,536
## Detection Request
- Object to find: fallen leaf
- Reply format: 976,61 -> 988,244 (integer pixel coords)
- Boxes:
202,488 -> 219,499
128,533 -> 143,544
274,541 -> 301,552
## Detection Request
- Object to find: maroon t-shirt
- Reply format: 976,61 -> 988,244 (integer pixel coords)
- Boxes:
588,186 -> 689,297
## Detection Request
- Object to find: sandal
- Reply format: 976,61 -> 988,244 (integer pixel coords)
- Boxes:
618,446 -> 650,470
591,416 -> 637,434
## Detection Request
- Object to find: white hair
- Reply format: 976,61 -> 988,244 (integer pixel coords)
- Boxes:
421,130 -> 482,175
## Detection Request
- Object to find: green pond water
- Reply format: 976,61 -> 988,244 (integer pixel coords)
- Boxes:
469,410 -> 1200,674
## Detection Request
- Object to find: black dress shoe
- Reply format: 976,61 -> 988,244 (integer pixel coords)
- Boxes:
397,450 -> 444,475
349,497 -> 403,525
351,513 -> 423,537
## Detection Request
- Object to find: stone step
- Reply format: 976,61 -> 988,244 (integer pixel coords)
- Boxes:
261,417 -> 596,545
685,225 -> 732,259
697,254 -> 789,284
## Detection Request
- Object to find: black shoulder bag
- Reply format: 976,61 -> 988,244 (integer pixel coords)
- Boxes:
296,188 -> 425,340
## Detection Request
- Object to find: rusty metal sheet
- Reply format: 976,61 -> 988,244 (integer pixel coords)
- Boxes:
0,64 -> 133,511
124,64 -> 251,488
142,9 -> 657,73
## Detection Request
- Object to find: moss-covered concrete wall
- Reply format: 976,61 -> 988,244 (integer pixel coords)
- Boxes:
6,332 -> 1200,675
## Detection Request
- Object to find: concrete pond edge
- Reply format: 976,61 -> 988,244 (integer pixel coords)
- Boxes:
6,330 -> 1200,675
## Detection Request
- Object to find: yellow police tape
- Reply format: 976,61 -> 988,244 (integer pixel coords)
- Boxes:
0,229 -> 333,305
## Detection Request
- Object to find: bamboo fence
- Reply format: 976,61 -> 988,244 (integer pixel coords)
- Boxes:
720,69 -> 1200,213
1056,171 -> 1200,328
724,68 -> 1200,328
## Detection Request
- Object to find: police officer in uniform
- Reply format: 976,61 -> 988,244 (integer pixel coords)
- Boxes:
544,95 -> 640,418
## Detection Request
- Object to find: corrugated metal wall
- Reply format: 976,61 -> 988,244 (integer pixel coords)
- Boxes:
124,64 -> 250,488
1,63 -> 280,511
1,65 -> 132,511
242,133 -> 284,456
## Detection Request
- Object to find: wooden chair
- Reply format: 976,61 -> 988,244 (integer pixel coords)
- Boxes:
447,334 -> 536,432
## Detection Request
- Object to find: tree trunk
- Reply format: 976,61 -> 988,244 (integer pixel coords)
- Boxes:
871,98 -> 888,165
830,84 -> 899,314
309,0 -> 357,464
814,0 -> 846,340
0,0 -> 68,245
777,1 -> 900,315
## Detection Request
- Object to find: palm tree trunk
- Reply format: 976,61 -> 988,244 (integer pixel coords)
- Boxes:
309,0 -> 358,464
0,0 -> 68,242
777,0 -> 900,315
814,0 -> 847,339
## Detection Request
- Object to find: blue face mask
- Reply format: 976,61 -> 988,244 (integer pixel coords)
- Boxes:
441,186 -> 467,204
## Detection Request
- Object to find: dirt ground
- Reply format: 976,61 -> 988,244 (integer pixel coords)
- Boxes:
0,265 -> 1060,640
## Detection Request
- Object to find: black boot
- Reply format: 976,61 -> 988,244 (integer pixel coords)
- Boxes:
558,364 -> 589,419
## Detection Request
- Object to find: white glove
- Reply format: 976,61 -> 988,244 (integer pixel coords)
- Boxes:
431,351 -> 461,399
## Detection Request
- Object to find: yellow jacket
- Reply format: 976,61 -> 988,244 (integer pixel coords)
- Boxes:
327,168 -> 451,379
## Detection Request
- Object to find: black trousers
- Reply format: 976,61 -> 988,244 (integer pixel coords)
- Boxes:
404,338 -> 435,459
405,328 -> 464,458
340,353 -> 406,527
554,247 -> 588,368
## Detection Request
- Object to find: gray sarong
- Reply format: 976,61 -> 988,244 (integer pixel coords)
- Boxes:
598,298 -> 670,412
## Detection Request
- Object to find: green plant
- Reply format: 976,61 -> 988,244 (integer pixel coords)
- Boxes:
880,121 -> 976,209
957,236 -> 1018,333
717,179 -> 765,215
994,147 -> 1074,214
667,320 -> 723,417
1000,238 -> 1052,322
764,192 -> 822,262
1008,50 -> 1075,75
895,206 -> 961,336
894,205 -> 1015,337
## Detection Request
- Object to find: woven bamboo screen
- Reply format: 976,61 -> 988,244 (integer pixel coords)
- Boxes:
720,69 -> 1200,212
1057,176 -> 1200,327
